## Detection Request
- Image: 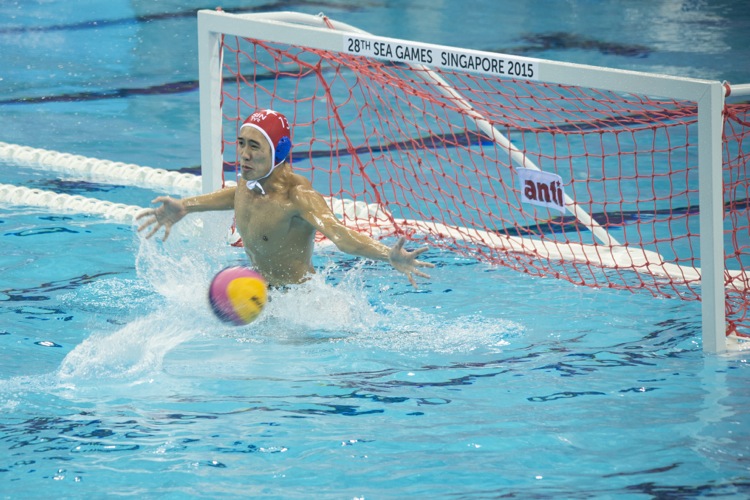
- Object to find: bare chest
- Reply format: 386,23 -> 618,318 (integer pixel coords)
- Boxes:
233,189 -> 315,250
236,194 -> 288,241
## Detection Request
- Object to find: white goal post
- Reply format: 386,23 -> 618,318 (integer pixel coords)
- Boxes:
196,9 -> 732,353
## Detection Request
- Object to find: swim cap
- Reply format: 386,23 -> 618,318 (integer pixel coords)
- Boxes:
240,109 -> 292,165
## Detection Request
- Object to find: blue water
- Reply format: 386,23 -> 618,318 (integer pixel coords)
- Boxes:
2,1 -> 750,498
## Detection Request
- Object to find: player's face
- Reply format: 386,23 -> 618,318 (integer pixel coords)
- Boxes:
237,127 -> 273,182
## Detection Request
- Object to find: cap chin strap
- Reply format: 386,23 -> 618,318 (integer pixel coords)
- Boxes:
246,160 -> 283,195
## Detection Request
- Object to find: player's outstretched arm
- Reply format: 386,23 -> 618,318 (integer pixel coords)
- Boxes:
292,184 -> 434,287
136,187 -> 236,241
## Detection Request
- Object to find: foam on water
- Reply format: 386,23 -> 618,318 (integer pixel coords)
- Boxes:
231,268 -> 521,355
57,314 -> 200,380
56,215 -> 227,381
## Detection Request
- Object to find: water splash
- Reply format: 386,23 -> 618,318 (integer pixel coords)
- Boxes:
229,262 -> 522,355
56,218 -> 227,382
57,313 -> 201,380
56,218 -> 523,384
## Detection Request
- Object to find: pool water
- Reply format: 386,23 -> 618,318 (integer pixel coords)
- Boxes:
2,1 -> 750,498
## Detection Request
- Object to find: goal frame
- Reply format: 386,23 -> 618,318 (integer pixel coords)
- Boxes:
196,9 -> 728,353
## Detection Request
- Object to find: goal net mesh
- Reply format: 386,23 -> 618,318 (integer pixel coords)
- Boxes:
216,34 -> 750,335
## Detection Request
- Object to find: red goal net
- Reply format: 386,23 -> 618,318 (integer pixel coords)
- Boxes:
215,32 -> 750,336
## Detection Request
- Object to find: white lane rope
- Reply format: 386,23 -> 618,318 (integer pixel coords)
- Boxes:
0,183 -> 142,222
0,141 -> 202,193
0,141 -> 385,224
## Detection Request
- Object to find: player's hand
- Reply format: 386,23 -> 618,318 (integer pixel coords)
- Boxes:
388,236 -> 435,288
135,196 -> 187,241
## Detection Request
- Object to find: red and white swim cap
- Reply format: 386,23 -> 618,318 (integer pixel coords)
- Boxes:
240,109 -> 291,165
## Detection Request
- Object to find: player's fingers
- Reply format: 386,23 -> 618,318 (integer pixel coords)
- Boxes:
136,216 -> 155,232
407,272 -> 417,289
413,269 -> 431,279
135,209 -> 153,220
410,245 -> 429,256
394,236 -> 406,251
144,224 -> 160,240
415,259 -> 435,268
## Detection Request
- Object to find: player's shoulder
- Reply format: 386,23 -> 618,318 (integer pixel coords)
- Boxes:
286,174 -> 328,210
285,171 -> 317,196
287,170 -> 313,189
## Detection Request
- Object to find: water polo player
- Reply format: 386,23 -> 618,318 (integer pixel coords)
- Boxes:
136,109 -> 434,288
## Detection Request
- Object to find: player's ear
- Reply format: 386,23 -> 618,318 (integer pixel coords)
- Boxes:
275,136 -> 291,163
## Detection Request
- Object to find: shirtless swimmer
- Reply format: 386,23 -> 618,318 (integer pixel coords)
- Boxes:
136,109 -> 434,288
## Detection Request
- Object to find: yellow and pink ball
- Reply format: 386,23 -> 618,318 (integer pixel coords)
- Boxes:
208,267 -> 268,325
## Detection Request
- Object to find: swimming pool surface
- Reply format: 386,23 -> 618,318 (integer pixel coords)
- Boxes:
2,1 -> 750,498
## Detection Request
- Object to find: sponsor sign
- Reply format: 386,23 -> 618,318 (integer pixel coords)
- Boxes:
517,168 -> 567,213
